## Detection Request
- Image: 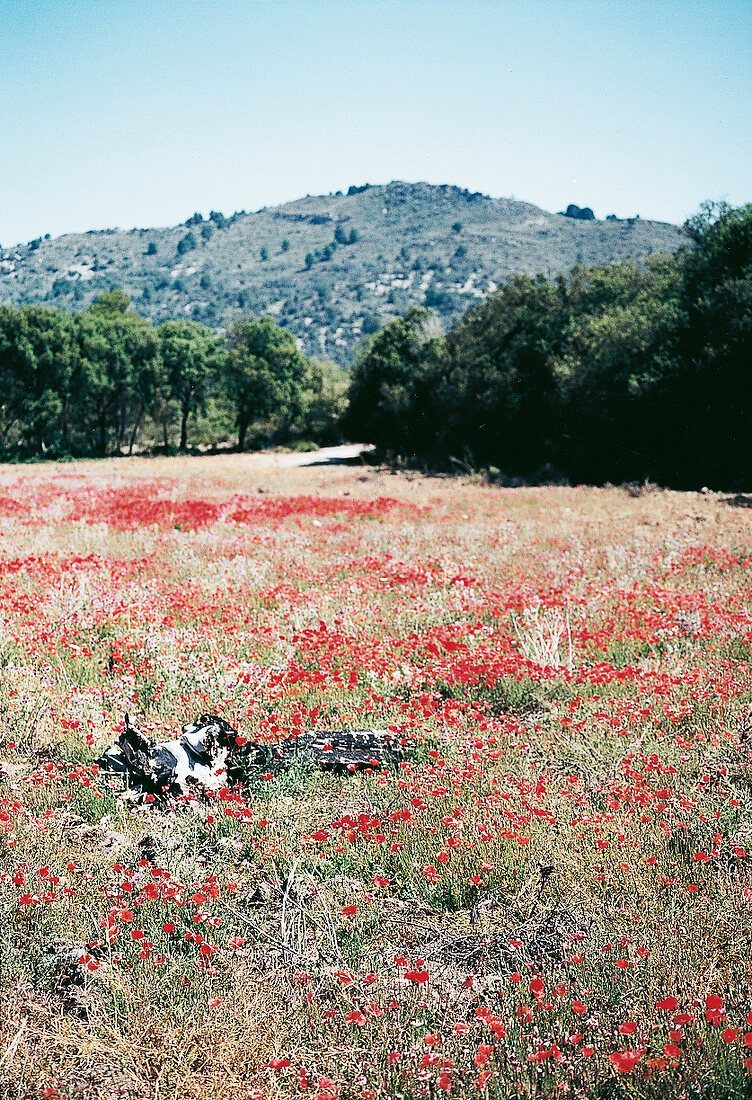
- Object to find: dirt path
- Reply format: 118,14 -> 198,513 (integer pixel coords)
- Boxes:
0,444 -> 375,487
254,443 -> 373,467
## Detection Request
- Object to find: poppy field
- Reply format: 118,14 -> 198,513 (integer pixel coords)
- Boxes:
1,454 -> 751,1100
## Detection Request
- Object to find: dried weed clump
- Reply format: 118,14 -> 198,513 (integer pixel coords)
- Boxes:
1,456 -> 751,1099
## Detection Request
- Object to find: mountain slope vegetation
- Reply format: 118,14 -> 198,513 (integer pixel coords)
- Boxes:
0,182 -> 684,362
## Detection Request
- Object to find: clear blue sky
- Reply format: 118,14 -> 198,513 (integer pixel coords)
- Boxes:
2,0 -> 750,245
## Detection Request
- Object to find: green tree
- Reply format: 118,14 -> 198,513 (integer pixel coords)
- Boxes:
669,202 -> 752,485
89,289 -> 131,316
158,320 -> 225,451
225,317 -> 310,450
345,307 -> 445,455
555,257 -> 683,482
0,304 -> 74,453
71,310 -> 134,455
122,317 -> 162,455
298,358 -> 349,442
177,232 -> 197,256
75,290 -> 160,454
443,274 -> 569,473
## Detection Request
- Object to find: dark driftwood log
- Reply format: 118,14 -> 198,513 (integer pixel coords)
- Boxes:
97,714 -> 400,800
247,729 -> 400,772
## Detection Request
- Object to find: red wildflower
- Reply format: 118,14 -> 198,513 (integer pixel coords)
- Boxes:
404,969 -> 429,984
609,1050 -> 642,1074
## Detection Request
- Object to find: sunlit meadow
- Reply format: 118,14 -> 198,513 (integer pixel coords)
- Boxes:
1,454 -> 751,1099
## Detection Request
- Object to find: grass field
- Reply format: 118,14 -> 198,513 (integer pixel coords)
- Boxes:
1,454 -> 751,1099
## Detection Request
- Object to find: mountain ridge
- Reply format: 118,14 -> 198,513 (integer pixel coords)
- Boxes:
0,181 -> 686,362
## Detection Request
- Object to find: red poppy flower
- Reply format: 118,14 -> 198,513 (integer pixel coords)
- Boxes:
269,1056 -> 291,1069
404,969 -> 429,984
609,1050 -> 641,1073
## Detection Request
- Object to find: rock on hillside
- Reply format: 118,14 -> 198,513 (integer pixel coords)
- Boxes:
0,182 -> 686,363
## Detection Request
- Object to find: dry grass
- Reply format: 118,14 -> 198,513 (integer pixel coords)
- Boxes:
1,455 -> 751,1099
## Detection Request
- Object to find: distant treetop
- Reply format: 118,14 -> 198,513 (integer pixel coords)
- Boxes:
89,289 -> 131,315
561,204 -> 596,221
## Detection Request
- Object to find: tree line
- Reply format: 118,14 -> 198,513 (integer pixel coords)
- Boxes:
346,202 -> 752,489
0,290 -> 347,457
2,202 -> 749,485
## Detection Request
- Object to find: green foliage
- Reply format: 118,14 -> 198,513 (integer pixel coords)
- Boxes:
345,307 -> 445,455
344,202 -> 752,488
0,298 -> 326,459
0,181 -> 683,365
298,358 -> 349,443
89,288 -> 132,315
71,305 -> 156,455
563,204 -> 596,220
3,194 -> 746,482
225,316 -> 311,450
176,232 -> 197,256
424,286 -> 456,313
667,201 -> 752,486
158,319 -> 225,451
0,303 -> 73,452
557,257 -> 683,482
443,274 -> 564,472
